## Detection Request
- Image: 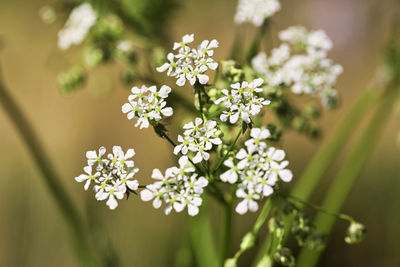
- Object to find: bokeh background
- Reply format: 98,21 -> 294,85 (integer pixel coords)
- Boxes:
0,0 -> 399,266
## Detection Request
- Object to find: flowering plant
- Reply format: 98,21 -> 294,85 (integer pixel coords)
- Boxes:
0,0 -> 395,266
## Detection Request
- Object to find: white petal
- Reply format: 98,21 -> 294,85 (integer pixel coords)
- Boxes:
197,74 -> 209,85
151,169 -> 164,180
127,180 -> 139,190
193,152 -> 203,163
248,200 -> 259,212
188,205 -> 199,216
272,149 -> 285,161
279,169 -> 293,182
106,195 -> 118,210
140,189 -> 154,201
153,198 -> 162,209
235,200 -> 248,215
122,103 -> 133,113
161,107 -> 173,117
156,63 -> 169,73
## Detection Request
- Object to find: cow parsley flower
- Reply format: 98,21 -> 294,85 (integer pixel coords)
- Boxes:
157,34 -> 219,87
122,85 -> 173,129
252,26 -> 342,107
219,128 -> 293,214
215,78 -> 270,124
140,156 -> 208,216
235,0 -> 281,27
174,118 -> 222,163
58,3 -> 97,50
75,146 -> 139,210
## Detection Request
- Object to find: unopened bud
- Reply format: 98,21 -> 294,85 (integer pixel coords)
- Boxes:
344,222 -> 366,244
274,247 -> 295,267
224,258 -> 237,267
240,232 -> 256,251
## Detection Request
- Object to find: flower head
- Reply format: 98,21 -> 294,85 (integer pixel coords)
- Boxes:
235,0 -> 281,27
219,128 -> 293,214
157,34 -> 219,86
58,3 -> 97,50
75,146 -> 139,210
122,85 -> 173,129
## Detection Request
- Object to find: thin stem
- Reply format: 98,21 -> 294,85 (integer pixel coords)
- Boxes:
213,128 -> 242,173
0,75 -> 97,265
285,193 -> 354,222
221,196 -> 233,264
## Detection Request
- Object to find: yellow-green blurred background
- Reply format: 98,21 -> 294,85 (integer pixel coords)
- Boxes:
0,0 -> 399,266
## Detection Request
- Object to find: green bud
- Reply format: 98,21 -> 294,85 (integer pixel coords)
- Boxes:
58,66 -> 86,94
224,258 -> 237,267
220,60 -> 244,83
84,46 -> 104,67
274,247 -> 295,267
256,255 -> 274,267
306,231 -> 326,251
240,232 -> 256,251
344,222 -> 366,244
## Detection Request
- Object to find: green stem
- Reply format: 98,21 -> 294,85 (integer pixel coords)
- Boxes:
245,20 -> 270,64
221,196 -> 233,265
0,76 -> 97,266
291,88 -> 379,201
213,129 -> 242,173
296,85 -> 399,267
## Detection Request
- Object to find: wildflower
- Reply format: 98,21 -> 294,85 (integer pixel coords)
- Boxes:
57,3 -> 97,50
219,128 -> 293,214
174,118 -> 222,163
234,0 -> 281,27
215,78 -> 270,124
75,165 -> 100,190
252,26 -> 342,108
122,85 -> 173,129
75,146 -> 139,210
157,34 -> 218,86
140,157 -> 208,216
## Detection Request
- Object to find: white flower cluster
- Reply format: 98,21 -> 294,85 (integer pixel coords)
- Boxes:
252,26 -> 343,107
174,118 -> 222,163
157,34 -> 219,87
234,0 -> 281,27
140,156 -> 208,216
220,128 -> 293,214
75,146 -> 139,210
58,3 -> 97,50
122,85 -> 173,129
214,78 -> 271,124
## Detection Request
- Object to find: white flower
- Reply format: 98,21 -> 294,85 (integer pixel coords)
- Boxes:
75,165 -> 100,190
97,183 -> 126,210
140,157 -> 208,216
75,146 -> 140,210
122,85 -> 173,129
234,0 -> 281,27
174,118 -> 221,163
57,3 -> 97,50
215,78 -> 270,124
218,128 -> 293,214
86,146 -> 106,166
235,188 -> 260,214
252,26 -> 342,107
157,34 -> 219,87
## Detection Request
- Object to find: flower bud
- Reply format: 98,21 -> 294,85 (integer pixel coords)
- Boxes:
224,258 -> 237,267
58,66 -> 86,94
344,222 -> 366,244
256,255 -> 274,267
240,232 -> 256,251
84,46 -> 104,67
274,247 -> 295,267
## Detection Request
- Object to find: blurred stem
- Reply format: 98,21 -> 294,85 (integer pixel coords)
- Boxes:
189,199 -> 219,267
221,196 -> 233,265
296,83 -> 399,267
0,75 -> 97,266
291,88 -> 379,201
232,199 -> 273,263
245,20 -> 270,64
